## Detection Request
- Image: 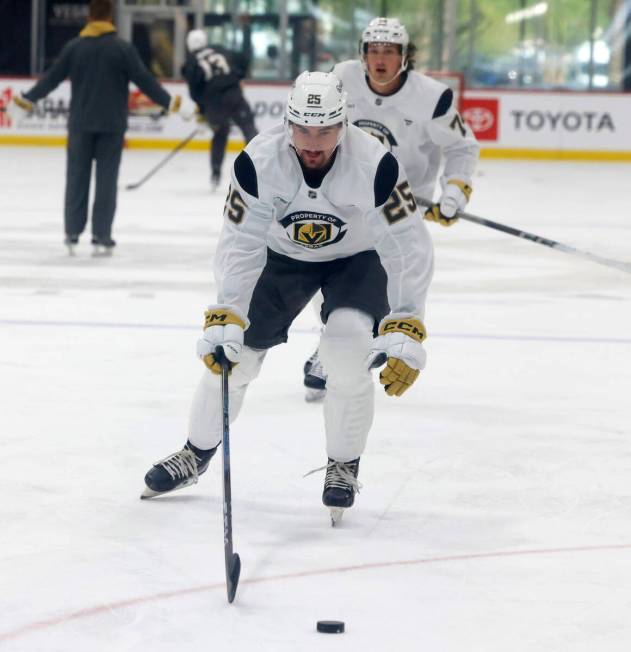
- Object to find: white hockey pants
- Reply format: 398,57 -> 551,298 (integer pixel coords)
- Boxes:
188,347 -> 266,450
188,307 -> 374,461
319,308 -> 375,461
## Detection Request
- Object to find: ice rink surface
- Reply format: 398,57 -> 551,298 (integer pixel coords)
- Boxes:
1,146 -> 630,651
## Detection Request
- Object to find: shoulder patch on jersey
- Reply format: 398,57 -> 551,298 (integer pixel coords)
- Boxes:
234,151 -> 258,198
432,88 -> 454,119
374,152 -> 399,207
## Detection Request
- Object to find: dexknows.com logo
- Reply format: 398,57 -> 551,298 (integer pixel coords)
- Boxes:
0,87 -> 14,128
461,97 -> 499,141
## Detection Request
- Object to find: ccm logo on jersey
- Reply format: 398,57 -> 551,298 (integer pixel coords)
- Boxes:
279,211 -> 347,249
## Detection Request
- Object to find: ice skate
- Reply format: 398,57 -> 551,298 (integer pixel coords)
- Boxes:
210,171 -> 221,193
303,347 -> 319,375
141,440 -> 218,499
91,237 -> 116,257
64,235 -> 79,256
322,458 -> 361,526
304,351 -> 327,403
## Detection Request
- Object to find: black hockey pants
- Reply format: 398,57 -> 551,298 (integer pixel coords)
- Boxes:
206,93 -> 257,178
64,129 -> 124,240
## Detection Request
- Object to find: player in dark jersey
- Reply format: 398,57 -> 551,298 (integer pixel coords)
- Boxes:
182,29 -> 258,190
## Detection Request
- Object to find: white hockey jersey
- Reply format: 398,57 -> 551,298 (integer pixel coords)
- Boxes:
215,123 -> 434,321
332,60 -> 479,200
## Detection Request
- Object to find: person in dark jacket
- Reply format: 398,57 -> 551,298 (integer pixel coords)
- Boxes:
182,28 -> 258,191
12,0 -> 195,255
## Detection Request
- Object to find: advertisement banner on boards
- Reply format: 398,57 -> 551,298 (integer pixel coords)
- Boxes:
463,90 -> 630,151
0,78 -> 290,142
461,97 -> 499,141
1,76 -> 630,156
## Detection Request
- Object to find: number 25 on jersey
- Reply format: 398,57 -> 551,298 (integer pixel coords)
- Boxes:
382,180 -> 417,224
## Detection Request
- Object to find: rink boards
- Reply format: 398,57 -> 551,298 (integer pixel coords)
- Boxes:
1,77 -> 630,160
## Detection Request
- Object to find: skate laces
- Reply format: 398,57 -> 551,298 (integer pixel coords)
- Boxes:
308,358 -> 326,380
304,460 -> 362,493
154,448 -> 198,482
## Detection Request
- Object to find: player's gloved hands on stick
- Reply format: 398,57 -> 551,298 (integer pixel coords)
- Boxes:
10,94 -> 34,119
196,305 -> 249,374
424,179 -> 472,227
170,95 -> 198,121
366,314 -> 427,397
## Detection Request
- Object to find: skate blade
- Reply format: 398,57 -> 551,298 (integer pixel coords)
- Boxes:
305,388 -> 326,403
140,486 -> 162,499
66,244 -> 77,257
329,507 -> 345,527
92,246 -> 113,258
140,477 -> 196,499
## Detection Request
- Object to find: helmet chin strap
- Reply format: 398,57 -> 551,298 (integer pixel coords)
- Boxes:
366,68 -> 403,87
335,119 -> 347,147
362,50 -> 408,88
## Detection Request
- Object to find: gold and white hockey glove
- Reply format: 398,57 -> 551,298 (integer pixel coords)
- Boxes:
196,305 -> 248,374
10,93 -> 34,119
367,314 -> 427,397
170,94 -> 198,121
424,179 -> 472,227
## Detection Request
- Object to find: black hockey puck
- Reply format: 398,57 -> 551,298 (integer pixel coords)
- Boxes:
317,620 -> 345,634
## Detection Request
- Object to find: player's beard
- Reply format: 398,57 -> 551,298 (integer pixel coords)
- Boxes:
298,148 -> 334,169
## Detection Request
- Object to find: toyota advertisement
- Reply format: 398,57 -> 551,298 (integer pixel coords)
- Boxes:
461,90 -> 629,155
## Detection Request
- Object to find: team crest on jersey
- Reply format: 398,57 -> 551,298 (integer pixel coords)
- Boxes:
353,119 -> 398,151
279,211 -> 347,249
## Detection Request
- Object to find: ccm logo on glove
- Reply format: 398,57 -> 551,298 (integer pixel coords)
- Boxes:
368,314 -> 428,397
198,306 -> 247,375
204,309 -> 246,329
381,318 -> 427,343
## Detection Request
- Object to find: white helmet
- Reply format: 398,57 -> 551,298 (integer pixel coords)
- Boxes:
186,29 -> 207,53
361,17 -> 409,54
286,71 -> 347,128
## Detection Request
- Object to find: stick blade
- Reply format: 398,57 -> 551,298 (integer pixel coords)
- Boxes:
227,553 -> 241,603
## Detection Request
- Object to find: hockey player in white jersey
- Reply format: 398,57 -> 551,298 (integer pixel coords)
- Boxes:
303,16 -> 479,400
142,71 -> 434,524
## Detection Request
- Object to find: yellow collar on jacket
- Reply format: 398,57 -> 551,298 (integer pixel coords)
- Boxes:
80,21 -> 116,37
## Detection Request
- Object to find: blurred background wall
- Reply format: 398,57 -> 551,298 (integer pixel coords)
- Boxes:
1,0 -> 630,91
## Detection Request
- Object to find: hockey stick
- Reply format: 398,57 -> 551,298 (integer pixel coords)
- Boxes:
416,196 -> 631,275
124,126 -> 200,191
129,108 -> 168,119
215,346 -> 241,604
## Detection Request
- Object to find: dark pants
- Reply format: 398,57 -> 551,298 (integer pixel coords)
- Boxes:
205,90 -> 257,178
65,129 -> 125,240
244,249 -> 390,350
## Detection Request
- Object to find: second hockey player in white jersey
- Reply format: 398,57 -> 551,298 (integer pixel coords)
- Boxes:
303,16 -> 479,399
334,17 -> 479,210
142,71 -> 434,525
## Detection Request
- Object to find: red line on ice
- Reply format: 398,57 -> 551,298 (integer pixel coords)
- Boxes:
2,542 -> 629,644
